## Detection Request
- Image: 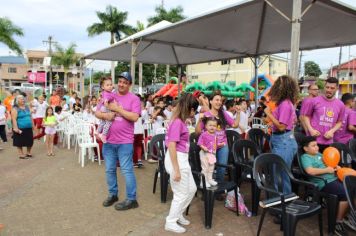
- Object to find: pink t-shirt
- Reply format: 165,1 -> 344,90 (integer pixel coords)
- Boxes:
104,92 -> 141,144
272,99 -> 296,132
334,108 -> 356,144
303,96 -> 345,145
165,118 -> 190,153
200,110 -> 234,146
197,131 -> 217,153
300,97 -> 313,117
101,90 -> 116,103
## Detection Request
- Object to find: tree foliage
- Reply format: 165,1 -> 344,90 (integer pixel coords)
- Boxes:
147,5 -> 185,26
304,61 -> 322,77
0,17 -> 24,55
87,5 -> 134,44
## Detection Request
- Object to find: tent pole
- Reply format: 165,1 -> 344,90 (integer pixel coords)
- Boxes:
254,56 -> 259,112
290,0 -> 302,80
177,65 -> 182,97
139,63 -> 143,95
130,41 -> 137,90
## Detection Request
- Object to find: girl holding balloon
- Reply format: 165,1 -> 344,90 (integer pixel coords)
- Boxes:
300,136 -> 356,234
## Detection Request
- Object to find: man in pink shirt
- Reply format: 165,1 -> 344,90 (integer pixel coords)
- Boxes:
300,84 -> 319,135
334,93 -> 356,144
302,77 -> 345,152
95,72 -> 141,211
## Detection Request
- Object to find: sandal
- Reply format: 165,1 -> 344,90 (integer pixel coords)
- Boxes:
19,156 -> 29,159
26,154 -> 33,158
50,153 -> 55,156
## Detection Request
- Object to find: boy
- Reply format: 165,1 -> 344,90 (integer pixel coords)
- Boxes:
301,136 -> 356,235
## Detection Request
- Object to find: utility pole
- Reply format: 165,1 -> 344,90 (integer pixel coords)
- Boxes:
43,36 -> 57,94
337,46 -> 342,79
298,51 -> 303,78
290,0 -> 302,80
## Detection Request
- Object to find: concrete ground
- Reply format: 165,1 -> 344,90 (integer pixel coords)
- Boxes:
0,140 -> 341,236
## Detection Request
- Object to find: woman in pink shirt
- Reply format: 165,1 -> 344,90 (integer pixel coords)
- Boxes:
264,75 -> 299,194
164,93 -> 198,234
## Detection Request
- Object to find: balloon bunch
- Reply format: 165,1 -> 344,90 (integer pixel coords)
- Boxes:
323,147 -> 356,181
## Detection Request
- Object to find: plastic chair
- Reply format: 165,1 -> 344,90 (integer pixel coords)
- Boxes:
343,175 -> 356,215
225,130 -> 240,164
150,134 -> 169,203
247,128 -> 266,153
232,139 -> 261,216
142,122 -> 153,160
349,139 -> 356,168
189,132 -> 199,144
293,132 -> 306,147
330,142 -> 354,167
187,141 -> 238,229
253,153 -> 323,236
296,148 -> 338,234
78,124 -> 101,167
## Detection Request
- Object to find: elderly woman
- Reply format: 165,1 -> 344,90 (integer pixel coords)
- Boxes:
11,95 -> 34,159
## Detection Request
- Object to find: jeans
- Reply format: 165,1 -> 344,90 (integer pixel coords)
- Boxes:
103,143 -> 137,200
270,131 -> 298,194
216,145 -> 229,182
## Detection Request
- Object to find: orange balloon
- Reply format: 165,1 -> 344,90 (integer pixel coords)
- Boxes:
323,147 -> 340,168
337,167 -> 356,181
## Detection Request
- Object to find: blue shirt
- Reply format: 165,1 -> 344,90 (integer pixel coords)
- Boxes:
16,106 -> 32,129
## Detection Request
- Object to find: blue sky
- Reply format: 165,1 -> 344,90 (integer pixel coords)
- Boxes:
0,0 -> 355,72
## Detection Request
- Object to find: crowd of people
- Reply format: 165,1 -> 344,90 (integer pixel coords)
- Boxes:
0,71 -> 355,235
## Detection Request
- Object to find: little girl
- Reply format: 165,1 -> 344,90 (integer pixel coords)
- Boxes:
97,77 -> 116,143
197,117 -> 218,188
151,106 -> 166,135
43,107 -> 58,156
164,93 -> 198,234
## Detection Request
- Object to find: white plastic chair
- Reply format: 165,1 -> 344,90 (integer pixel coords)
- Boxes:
143,122 -> 153,160
78,124 -> 101,167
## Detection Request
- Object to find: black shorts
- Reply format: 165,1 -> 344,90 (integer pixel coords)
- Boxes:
321,180 -> 347,201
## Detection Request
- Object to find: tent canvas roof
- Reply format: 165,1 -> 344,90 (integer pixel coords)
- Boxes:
85,0 -> 356,66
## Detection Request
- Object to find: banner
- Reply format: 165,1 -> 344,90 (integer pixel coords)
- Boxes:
28,72 -> 46,83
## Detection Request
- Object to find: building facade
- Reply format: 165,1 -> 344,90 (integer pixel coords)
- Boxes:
330,58 -> 356,94
186,55 -> 288,85
0,56 -> 28,88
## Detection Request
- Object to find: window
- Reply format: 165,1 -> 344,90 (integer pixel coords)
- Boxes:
236,58 -> 244,64
191,75 -> 199,80
221,60 -> 230,65
8,67 -> 17,73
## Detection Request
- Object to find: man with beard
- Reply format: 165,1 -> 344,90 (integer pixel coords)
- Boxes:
302,77 -> 345,152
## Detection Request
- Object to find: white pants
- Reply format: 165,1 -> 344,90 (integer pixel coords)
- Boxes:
165,151 -> 197,224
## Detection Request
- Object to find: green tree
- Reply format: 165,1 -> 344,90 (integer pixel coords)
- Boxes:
304,61 -> 322,77
87,5 -> 134,44
0,17 -> 24,55
147,5 -> 186,85
147,5 -> 185,26
315,79 -> 325,90
51,43 -> 80,92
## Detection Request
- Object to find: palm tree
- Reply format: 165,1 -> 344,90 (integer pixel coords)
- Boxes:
147,5 -> 186,81
51,43 -> 80,92
87,5 -> 134,80
0,17 -> 24,55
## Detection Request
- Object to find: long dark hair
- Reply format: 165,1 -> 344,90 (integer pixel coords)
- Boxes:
268,75 -> 299,105
209,90 -> 227,129
171,93 -> 199,122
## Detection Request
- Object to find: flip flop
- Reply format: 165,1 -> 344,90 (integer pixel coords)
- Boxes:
26,154 -> 33,158
19,156 -> 29,159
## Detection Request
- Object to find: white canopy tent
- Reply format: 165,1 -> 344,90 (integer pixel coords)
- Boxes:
85,0 -> 356,101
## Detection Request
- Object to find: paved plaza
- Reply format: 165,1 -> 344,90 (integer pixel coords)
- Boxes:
0,141 -> 329,236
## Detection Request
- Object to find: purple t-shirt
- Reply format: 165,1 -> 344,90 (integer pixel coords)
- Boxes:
200,110 -> 234,146
303,96 -> 345,145
334,108 -> 356,144
102,90 -> 116,103
300,97 -> 313,117
165,118 -> 190,153
197,131 -> 217,152
272,99 -> 296,132
104,92 -> 141,144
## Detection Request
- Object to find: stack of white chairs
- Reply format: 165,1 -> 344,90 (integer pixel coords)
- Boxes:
77,123 -> 101,167
252,117 -> 268,132
63,115 -> 77,149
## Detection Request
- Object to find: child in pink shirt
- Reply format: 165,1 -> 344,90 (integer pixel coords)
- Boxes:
97,77 -> 116,143
197,117 -> 218,188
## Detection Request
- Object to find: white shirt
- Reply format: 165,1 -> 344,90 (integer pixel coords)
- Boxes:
141,109 -> 150,123
152,116 -> 164,135
0,105 -> 6,125
69,97 -> 76,108
34,101 -> 48,118
163,109 -> 172,120
134,117 -> 144,134
62,103 -> 69,111
236,110 -> 250,134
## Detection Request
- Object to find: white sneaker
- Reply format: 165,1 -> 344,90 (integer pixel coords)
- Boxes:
209,179 -> 218,186
178,216 -> 190,226
165,222 -> 186,233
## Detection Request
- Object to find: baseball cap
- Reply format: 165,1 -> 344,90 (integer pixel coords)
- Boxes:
118,72 -> 132,83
